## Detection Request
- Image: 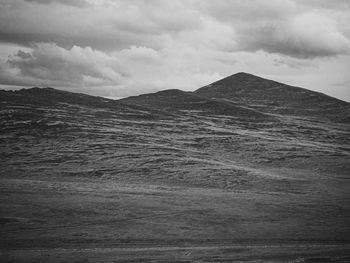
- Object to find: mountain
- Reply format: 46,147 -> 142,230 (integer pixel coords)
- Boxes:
1,75 -> 349,196
1,74 -> 350,261
196,72 -> 350,123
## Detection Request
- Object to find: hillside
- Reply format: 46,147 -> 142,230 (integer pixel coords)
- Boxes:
121,88 -> 272,120
1,74 -> 350,262
196,72 -> 350,123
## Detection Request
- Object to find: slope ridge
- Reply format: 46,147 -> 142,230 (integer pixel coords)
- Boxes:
195,72 -> 350,123
120,88 -> 272,120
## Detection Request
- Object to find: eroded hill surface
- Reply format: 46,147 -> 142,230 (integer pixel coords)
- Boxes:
1,73 -> 350,262
196,72 -> 350,123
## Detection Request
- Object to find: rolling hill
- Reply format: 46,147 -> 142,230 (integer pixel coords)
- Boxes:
1,73 -> 350,262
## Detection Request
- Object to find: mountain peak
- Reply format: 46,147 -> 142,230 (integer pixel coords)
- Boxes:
202,72 -> 279,89
195,72 -> 350,123
230,72 -> 257,78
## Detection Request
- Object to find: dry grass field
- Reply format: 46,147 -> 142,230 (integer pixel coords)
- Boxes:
1,73 -> 350,262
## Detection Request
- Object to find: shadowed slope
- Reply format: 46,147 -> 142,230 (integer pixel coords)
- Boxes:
195,72 -> 350,123
120,88 -> 271,120
1,87 -> 142,112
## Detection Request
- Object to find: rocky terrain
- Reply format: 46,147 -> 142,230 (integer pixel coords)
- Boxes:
1,72 -> 350,262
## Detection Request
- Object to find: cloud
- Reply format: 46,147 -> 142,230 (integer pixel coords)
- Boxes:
237,12 -> 350,58
119,46 -> 161,63
197,0 -> 350,58
1,0 -> 349,59
197,0 -> 298,22
296,0 -> 350,10
0,0 -> 201,50
24,0 -> 89,7
1,43 -> 127,87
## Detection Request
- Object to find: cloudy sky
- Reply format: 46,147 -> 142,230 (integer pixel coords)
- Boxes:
0,0 -> 349,101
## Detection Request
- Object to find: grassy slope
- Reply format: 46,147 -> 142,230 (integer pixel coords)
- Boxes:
1,176 -> 350,262
1,83 -> 350,262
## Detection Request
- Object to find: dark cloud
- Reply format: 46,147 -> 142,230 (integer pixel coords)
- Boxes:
1,0 -> 349,58
24,0 -> 89,7
296,0 -> 350,10
0,0 -> 201,51
0,68 -> 37,87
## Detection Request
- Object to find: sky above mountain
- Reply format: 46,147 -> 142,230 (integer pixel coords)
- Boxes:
0,0 -> 349,101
